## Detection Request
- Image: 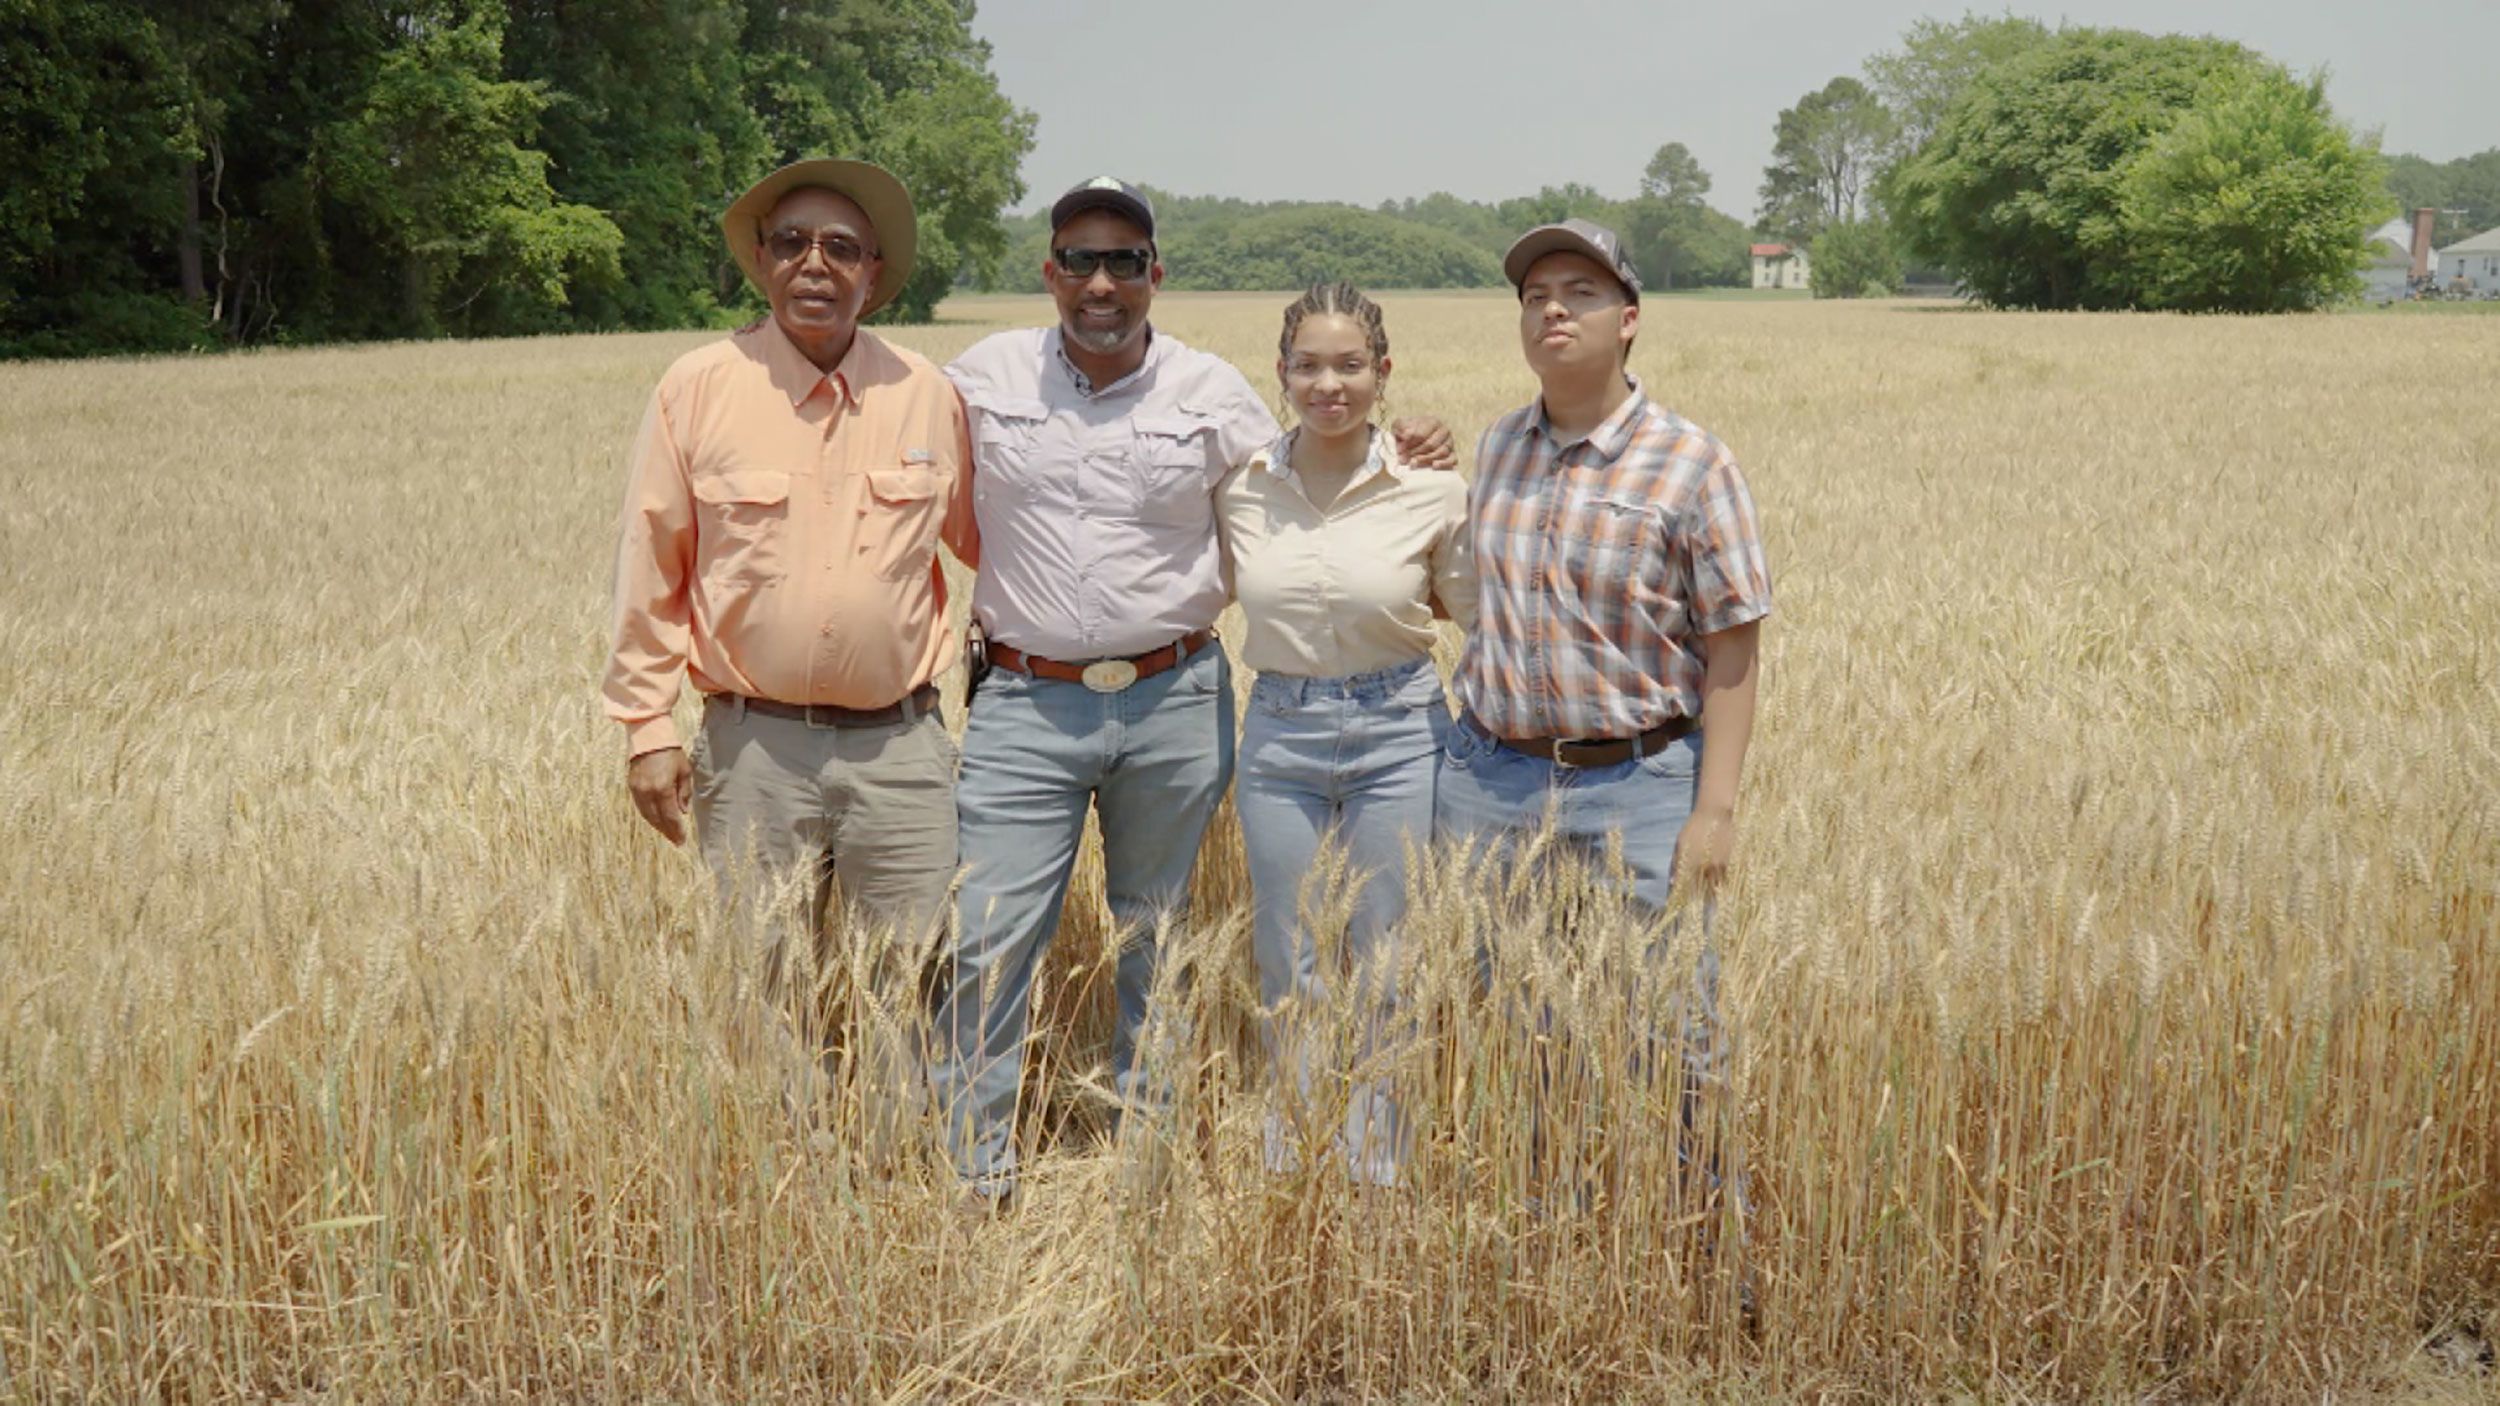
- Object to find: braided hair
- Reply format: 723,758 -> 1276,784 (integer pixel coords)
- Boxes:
1277,281 -> 1389,370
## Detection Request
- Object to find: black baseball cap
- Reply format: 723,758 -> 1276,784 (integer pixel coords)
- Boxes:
1503,218 -> 1642,304
1050,176 -> 1156,240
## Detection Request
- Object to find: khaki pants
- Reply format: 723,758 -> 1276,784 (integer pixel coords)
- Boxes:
690,696 -> 958,1134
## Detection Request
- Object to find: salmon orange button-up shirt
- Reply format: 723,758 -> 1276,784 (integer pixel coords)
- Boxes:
603,320 -> 979,758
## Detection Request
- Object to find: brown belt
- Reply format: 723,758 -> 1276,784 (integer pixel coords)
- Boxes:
709,682 -> 939,728
1476,713 -> 1700,769
989,630 -> 1215,693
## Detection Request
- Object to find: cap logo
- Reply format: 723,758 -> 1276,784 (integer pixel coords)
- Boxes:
1087,176 -> 1124,191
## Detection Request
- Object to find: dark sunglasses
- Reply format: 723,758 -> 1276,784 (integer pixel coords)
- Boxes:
763,229 -> 870,269
1052,246 -> 1153,281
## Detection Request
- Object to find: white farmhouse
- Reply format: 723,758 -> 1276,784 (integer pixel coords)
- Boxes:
1751,242 -> 1809,290
2434,227 -> 2500,294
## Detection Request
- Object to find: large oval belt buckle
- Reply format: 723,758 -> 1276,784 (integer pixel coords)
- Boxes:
1080,659 -> 1140,693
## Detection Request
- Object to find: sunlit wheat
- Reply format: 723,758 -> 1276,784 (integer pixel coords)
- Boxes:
1,294 -> 2494,1400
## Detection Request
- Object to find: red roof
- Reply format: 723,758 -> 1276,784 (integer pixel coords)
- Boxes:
1750,242 -> 1790,258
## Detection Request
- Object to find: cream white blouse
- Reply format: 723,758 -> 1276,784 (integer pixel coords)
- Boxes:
1216,428 -> 1478,677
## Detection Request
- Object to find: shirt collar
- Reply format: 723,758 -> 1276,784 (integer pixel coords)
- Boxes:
756,316 -> 871,410
1530,373 -> 1649,457
1250,426 -> 1397,487
1048,324 -> 1163,399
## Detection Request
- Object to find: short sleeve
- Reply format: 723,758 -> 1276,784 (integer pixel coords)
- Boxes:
1680,447 -> 1773,635
1213,382 -> 1281,471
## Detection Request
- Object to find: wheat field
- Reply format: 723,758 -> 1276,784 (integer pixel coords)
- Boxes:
2,292 -> 2496,1402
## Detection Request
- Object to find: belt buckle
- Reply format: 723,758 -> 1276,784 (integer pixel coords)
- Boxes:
1080,659 -> 1140,693
1548,737 -> 1596,770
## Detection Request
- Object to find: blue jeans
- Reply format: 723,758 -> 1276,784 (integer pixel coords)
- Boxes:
1432,711 -> 1728,1137
1236,657 -> 1448,1182
932,639 -> 1234,1189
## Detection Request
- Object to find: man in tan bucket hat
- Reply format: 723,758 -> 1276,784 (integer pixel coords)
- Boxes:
603,157 -> 980,1033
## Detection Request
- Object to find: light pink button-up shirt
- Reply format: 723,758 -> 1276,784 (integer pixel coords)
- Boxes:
947,327 -> 1278,659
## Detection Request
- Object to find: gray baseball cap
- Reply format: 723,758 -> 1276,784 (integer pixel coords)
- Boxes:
1503,218 -> 1642,304
1049,175 -> 1156,240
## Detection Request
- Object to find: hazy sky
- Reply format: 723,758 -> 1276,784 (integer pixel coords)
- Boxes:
971,0 -> 2497,220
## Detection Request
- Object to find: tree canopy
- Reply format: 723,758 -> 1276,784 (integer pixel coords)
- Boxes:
1887,28 -> 2385,311
1755,77 -> 1896,244
0,0 -> 1032,357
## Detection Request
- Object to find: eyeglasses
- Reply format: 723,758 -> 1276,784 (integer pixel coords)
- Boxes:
1052,246 -> 1153,281
763,228 -> 871,269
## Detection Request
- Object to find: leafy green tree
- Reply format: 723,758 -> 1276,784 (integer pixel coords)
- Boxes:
1640,142 -> 1710,209
1756,77 -> 1897,242
1808,219 -> 1901,298
2115,69 -> 2385,311
505,0 -> 767,329
1866,12 -> 2053,158
741,0 -> 1032,323
1889,29 -> 2262,309
867,60 -> 1034,321
0,0 -> 205,354
315,7 -> 622,336
1620,143 -> 1749,289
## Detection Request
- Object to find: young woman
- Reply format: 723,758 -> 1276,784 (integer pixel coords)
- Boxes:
1216,283 -> 1476,1183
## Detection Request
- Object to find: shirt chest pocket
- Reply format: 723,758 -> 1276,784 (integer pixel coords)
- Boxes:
967,394 -> 1053,504
692,469 -> 791,590
864,458 -> 949,582
1129,412 -> 1218,528
1560,494 -> 1666,607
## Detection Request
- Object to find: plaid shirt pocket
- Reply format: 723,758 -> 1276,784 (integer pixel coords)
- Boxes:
1564,494 -> 1663,605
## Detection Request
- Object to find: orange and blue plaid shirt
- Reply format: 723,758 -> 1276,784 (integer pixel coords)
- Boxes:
1454,378 -> 1772,740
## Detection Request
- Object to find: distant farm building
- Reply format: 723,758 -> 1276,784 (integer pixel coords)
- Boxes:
1751,243 -> 1809,290
2360,215 -> 2422,302
2360,208 -> 2448,303
2435,227 -> 2500,295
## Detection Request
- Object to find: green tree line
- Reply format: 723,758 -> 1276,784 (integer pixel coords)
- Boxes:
1,0 -> 1032,358
983,150 -> 1759,296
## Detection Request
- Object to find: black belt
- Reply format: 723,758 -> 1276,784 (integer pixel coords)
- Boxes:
709,682 -> 939,728
1472,713 -> 1699,769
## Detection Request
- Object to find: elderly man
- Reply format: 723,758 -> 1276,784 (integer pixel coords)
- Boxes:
932,178 -> 1452,1201
603,158 -> 977,999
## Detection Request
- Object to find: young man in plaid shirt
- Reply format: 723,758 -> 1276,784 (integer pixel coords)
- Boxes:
1438,218 -> 1772,1160
1440,216 -> 1771,909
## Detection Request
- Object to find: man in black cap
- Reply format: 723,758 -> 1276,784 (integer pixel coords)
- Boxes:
931,177 -> 1454,1202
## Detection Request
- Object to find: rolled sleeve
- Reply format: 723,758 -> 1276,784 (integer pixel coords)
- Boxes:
601,391 -> 696,757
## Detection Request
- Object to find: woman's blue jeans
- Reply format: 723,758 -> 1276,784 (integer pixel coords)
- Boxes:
1235,656 -> 1450,1183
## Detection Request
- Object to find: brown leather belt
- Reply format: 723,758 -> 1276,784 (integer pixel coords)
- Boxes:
1474,712 -> 1700,769
709,682 -> 939,728
989,630 -> 1214,693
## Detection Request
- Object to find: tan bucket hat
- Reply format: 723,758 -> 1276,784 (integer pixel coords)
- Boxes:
720,157 -> 916,317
